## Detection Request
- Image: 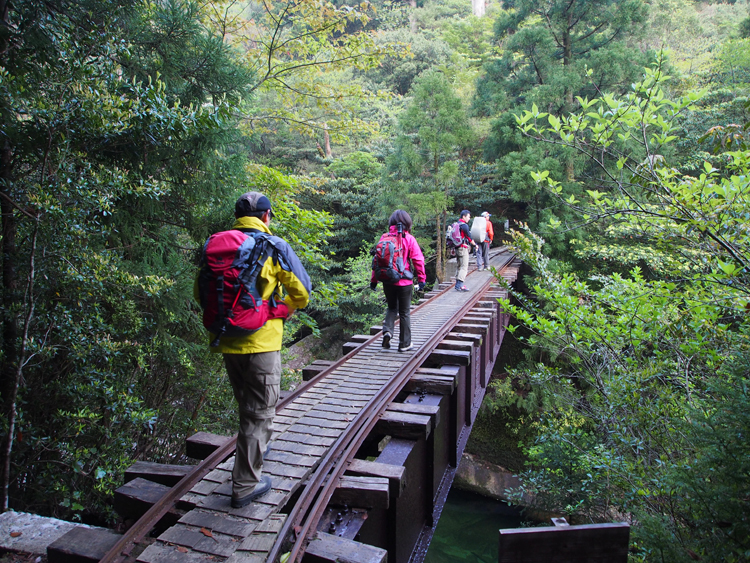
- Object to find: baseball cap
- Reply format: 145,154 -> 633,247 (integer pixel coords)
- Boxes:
235,191 -> 274,217
481,211 -> 491,218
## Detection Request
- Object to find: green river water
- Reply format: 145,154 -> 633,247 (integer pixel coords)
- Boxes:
424,488 -> 524,563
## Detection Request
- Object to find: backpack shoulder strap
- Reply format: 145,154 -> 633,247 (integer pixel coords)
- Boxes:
236,231 -> 271,280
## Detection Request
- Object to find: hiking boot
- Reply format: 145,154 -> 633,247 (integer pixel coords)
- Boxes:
456,285 -> 469,292
398,344 -> 414,352
382,332 -> 392,349
231,475 -> 272,508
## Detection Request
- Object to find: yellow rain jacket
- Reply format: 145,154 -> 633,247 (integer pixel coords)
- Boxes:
196,216 -> 312,354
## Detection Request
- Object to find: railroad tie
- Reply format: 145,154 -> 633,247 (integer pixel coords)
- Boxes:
131,252 -> 520,563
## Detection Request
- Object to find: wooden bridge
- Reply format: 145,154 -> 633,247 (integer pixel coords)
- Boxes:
50,249 -> 521,563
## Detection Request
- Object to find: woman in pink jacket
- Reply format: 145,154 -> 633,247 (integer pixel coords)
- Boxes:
370,210 -> 426,352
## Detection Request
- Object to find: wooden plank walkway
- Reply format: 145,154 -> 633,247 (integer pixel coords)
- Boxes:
137,254 -> 512,563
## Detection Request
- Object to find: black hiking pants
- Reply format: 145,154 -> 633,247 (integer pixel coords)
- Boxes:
382,282 -> 413,348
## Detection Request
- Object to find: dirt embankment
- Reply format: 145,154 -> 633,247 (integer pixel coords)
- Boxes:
282,323 -> 349,371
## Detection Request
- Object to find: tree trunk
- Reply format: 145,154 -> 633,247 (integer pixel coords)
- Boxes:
436,214 -> 443,282
563,12 -> 575,181
409,0 -> 417,33
0,140 -> 17,512
323,123 -> 332,159
442,210 -> 449,281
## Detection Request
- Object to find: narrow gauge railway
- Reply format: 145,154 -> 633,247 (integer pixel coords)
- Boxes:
99,249 -> 520,563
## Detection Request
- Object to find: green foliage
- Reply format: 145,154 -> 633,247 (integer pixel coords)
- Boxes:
450,162 -> 511,212
669,90 -> 749,176
648,373 -> 750,562
0,0 -> 244,519
362,29 -> 454,96
298,178 -> 385,260
414,0 -> 473,29
645,0 -> 749,87
327,151 -> 383,182
474,0 -> 654,259
7,0 -> 750,535
237,0 -> 406,144
439,15 -> 497,70
740,15 -> 750,39
242,164 -> 335,266
476,0 -> 649,117
0,0 -> 344,522
620,369 -> 750,562
397,71 -> 474,168
384,70 -> 474,277
311,245 -> 385,329
467,379 -> 538,472
499,70 -> 750,560
126,0 -> 253,106
518,66 -> 750,286
711,38 -> 750,90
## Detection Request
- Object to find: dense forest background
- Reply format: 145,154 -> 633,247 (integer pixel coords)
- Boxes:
1,0 -> 749,560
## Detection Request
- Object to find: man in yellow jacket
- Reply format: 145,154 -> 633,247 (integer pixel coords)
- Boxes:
198,191 -> 311,508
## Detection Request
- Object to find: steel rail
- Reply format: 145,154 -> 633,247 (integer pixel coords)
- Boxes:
266,253 -> 516,563
100,433 -> 238,563
281,246 -> 511,404
97,270 -> 469,563
99,249 -> 513,563
272,250 -> 509,405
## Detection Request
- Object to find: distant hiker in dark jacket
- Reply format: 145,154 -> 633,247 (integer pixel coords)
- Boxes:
196,191 -> 311,508
455,209 -> 474,291
370,210 -> 426,352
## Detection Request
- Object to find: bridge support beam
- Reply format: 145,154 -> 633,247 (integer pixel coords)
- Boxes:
378,438 -> 428,563
406,367 -> 461,467
352,401 -> 436,563
302,360 -> 335,381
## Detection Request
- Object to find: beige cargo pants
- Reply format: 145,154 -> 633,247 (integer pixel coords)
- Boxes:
223,351 -> 281,497
456,246 -> 470,283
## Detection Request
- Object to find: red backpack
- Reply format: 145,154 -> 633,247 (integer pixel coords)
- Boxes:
372,225 -> 414,283
198,230 -> 289,347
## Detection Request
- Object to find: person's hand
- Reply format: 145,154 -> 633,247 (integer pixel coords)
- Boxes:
370,281 -> 377,291
417,282 -> 426,292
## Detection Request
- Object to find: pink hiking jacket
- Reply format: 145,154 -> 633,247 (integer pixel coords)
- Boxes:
371,226 -> 426,286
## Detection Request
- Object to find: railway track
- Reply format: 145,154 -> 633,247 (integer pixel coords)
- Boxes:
100,249 -> 518,563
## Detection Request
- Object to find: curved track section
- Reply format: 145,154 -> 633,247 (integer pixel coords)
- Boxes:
101,249 -> 517,563
269,252 -> 516,563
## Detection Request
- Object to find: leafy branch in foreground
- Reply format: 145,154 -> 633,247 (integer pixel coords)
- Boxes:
516,66 -> 750,296
494,70 -> 750,562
